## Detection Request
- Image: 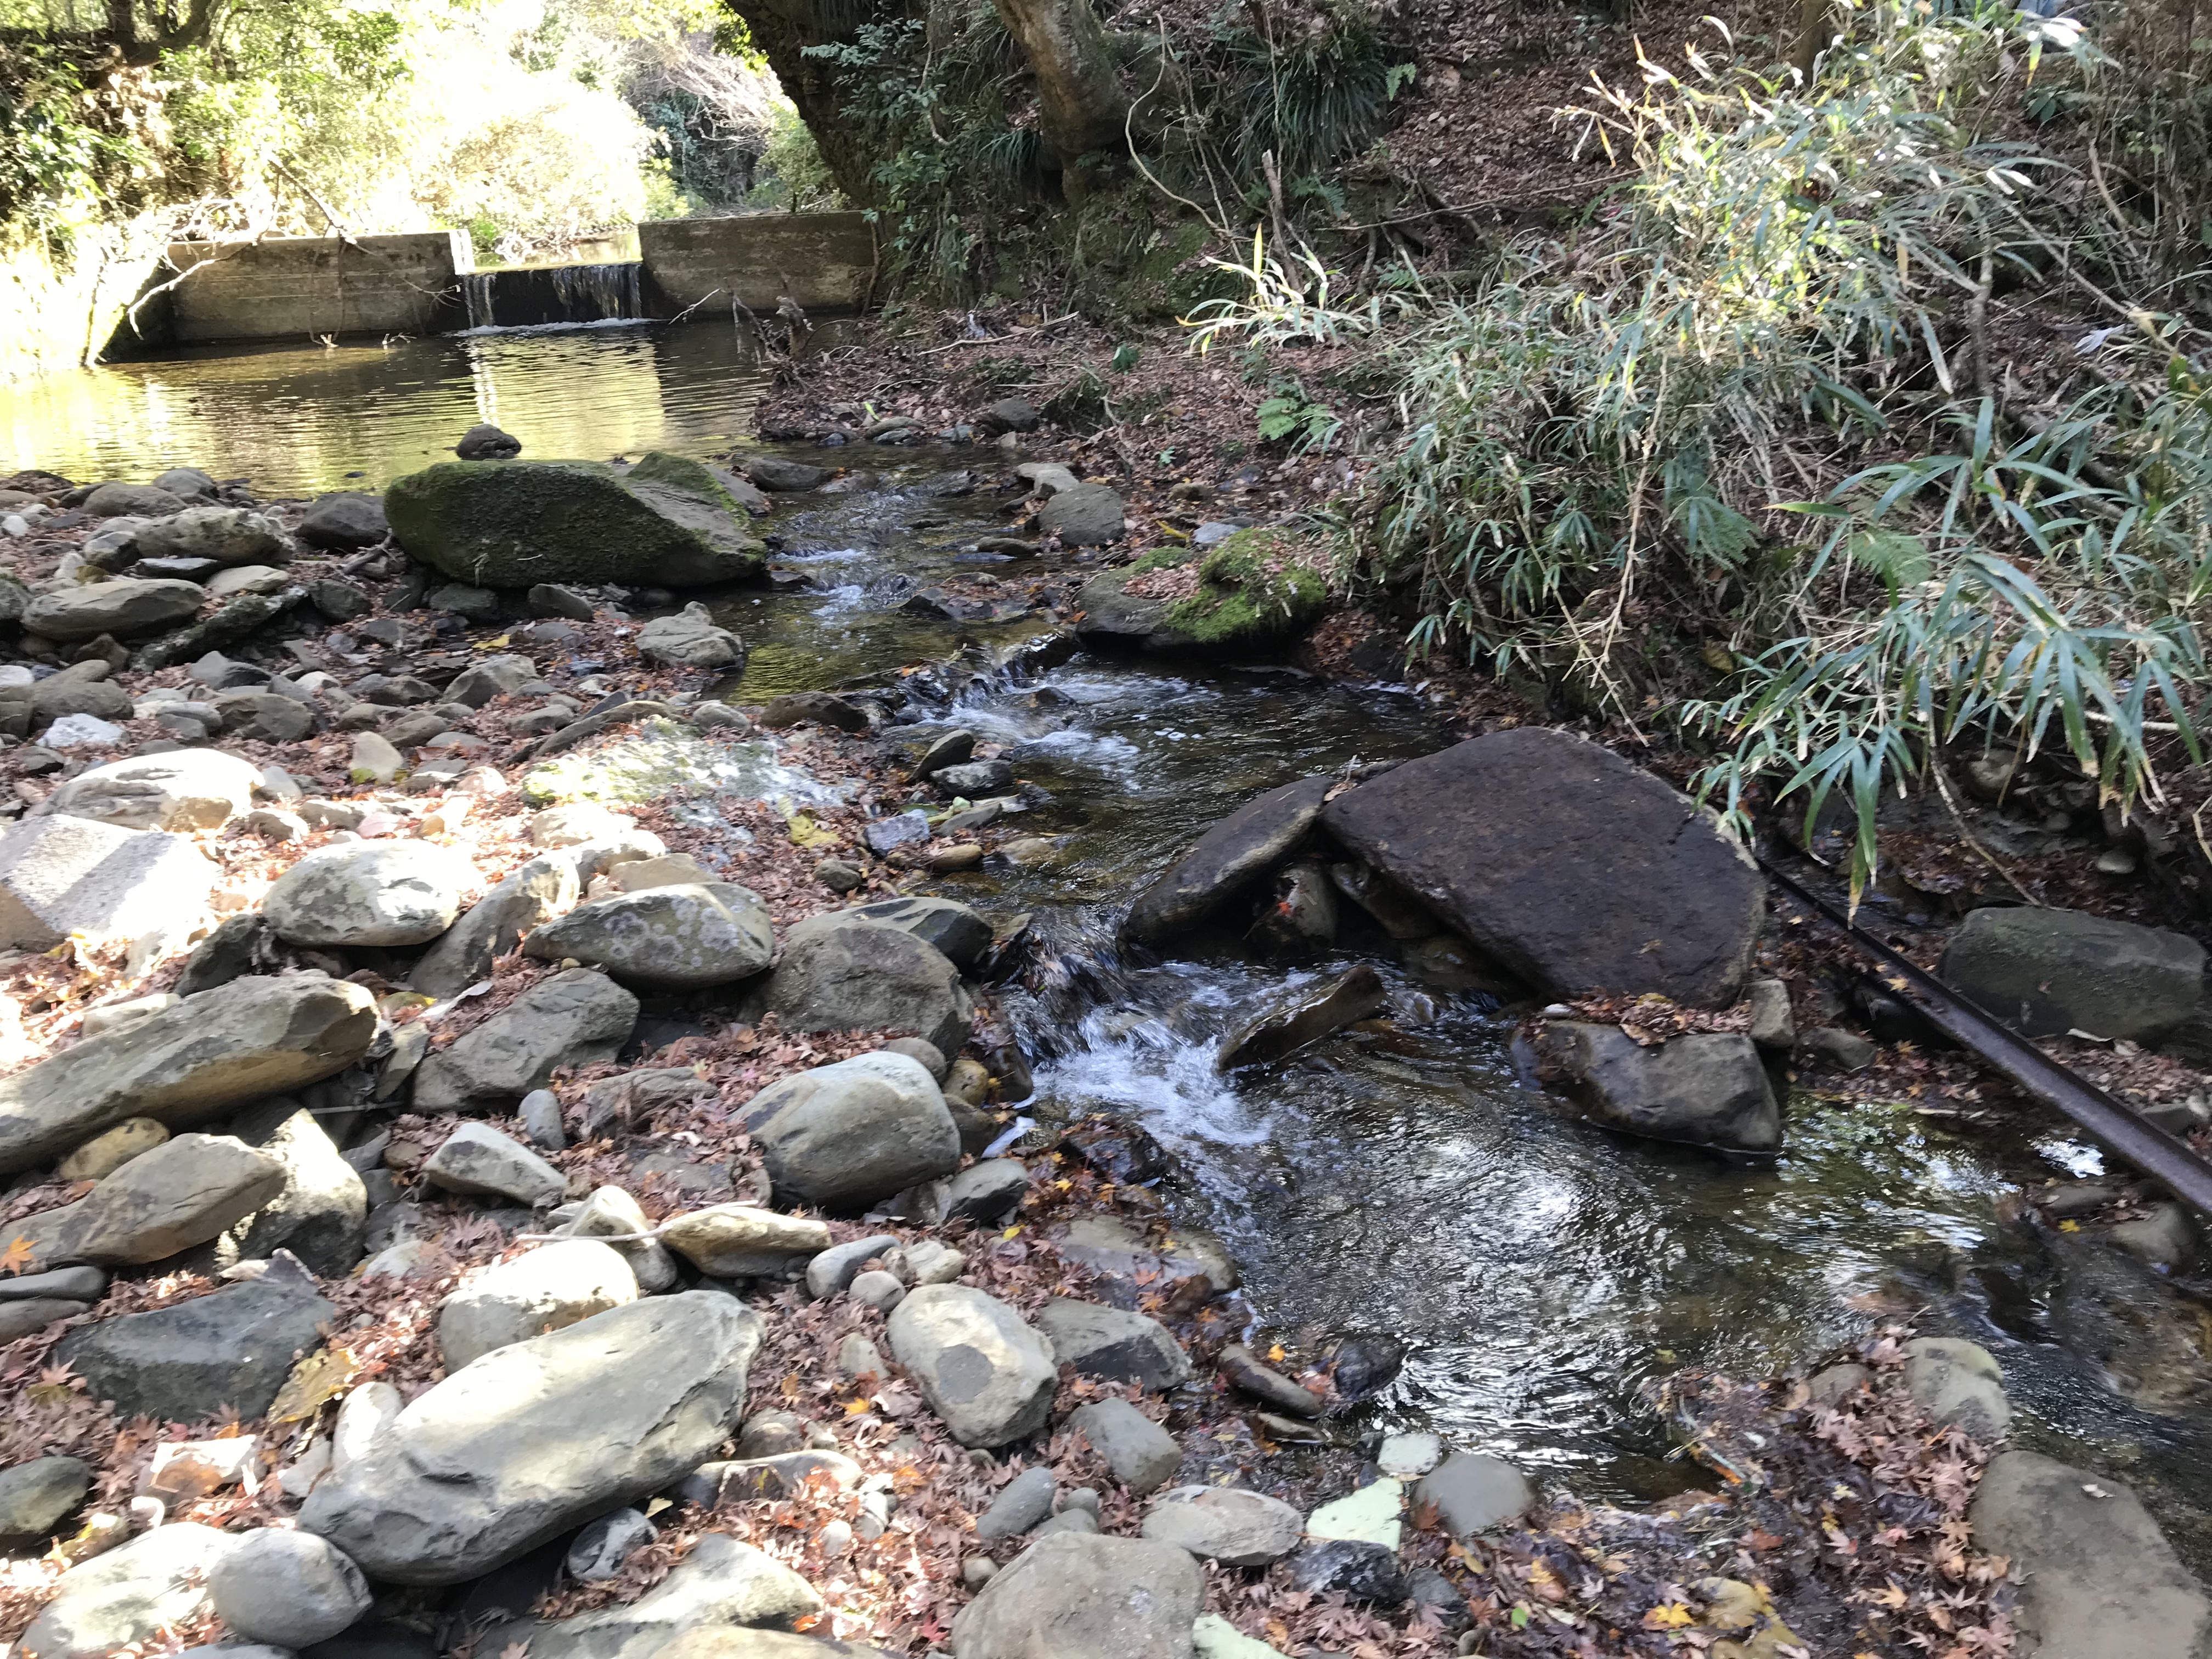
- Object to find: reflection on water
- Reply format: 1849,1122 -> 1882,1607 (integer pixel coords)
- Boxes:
0,320 -> 820,498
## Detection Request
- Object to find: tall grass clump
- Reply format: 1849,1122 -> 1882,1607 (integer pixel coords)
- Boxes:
1190,0 -> 2212,897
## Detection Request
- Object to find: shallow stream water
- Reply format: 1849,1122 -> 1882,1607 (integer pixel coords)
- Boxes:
10,321 -> 2212,1562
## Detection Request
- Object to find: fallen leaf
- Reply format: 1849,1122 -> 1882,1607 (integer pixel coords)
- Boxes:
1644,1602 -> 1695,1629
268,1346 -> 360,1424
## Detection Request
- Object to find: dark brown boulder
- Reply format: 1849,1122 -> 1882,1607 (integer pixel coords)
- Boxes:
1319,729 -> 1761,1006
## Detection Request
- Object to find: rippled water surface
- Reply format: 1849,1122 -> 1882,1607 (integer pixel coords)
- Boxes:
22,323 -> 2212,1562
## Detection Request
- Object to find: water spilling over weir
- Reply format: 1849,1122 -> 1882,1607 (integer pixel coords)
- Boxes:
459,262 -> 650,330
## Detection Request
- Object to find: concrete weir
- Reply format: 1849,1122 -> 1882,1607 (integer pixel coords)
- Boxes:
151,212 -> 877,345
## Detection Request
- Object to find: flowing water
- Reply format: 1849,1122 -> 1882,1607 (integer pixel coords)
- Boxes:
9,320 -> 2212,1561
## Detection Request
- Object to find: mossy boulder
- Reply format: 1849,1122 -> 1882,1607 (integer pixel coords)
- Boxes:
385,451 -> 765,589
1075,528 -> 1331,655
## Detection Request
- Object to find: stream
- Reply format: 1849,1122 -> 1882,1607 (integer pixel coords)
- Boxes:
9,319 -> 2212,1565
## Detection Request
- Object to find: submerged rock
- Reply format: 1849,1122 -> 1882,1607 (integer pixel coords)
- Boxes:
1320,729 -> 1764,1006
1532,1023 -> 1781,1154
1218,964 -> 1385,1069
386,452 -> 766,589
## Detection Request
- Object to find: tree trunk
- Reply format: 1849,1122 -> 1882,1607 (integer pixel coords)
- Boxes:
719,0 -> 923,206
1793,0 -> 1831,79
990,0 -> 1126,168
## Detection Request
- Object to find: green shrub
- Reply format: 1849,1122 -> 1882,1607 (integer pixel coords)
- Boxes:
1191,0 -> 2212,898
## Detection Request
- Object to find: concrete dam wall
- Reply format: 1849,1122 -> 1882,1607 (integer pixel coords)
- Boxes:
146,213 -> 877,347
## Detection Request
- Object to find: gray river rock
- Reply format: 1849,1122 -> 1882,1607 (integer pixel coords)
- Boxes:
301,1291 -> 763,1583
524,881 -> 775,988
386,452 -> 765,588
0,973 -> 377,1173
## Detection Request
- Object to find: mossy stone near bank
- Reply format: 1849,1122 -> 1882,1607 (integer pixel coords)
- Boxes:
384,452 -> 766,589
1075,527 -> 1331,654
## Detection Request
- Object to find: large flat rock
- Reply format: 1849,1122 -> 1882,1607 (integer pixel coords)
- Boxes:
1940,906 -> 2206,1041
0,814 -> 217,952
1319,730 -> 1763,1006
1970,1450 -> 2212,1658
300,1290 -> 763,1584
0,974 -> 379,1175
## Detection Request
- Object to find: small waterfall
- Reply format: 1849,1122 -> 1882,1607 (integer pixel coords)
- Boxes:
461,272 -> 496,331
550,261 -> 644,321
456,261 -> 649,330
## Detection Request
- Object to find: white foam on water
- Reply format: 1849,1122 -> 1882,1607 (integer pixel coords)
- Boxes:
1037,1018 -> 1274,1151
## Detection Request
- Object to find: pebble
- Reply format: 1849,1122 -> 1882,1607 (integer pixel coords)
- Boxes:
849,1269 -> 906,1312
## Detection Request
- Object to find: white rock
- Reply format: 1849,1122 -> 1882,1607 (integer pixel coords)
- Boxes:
1305,1477 -> 1403,1549
438,1238 -> 639,1369
42,714 -> 124,749
531,803 -> 637,848
1378,1432 -> 1443,1477
42,749 -> 263,832
0,815 -> 217,951
331,1381 -> 403,1474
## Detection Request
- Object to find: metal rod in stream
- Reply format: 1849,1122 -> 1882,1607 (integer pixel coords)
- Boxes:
1756,854 -> 2212,1217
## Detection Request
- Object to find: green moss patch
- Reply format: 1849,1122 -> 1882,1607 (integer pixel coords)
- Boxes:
1163,527 -> 1333,645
